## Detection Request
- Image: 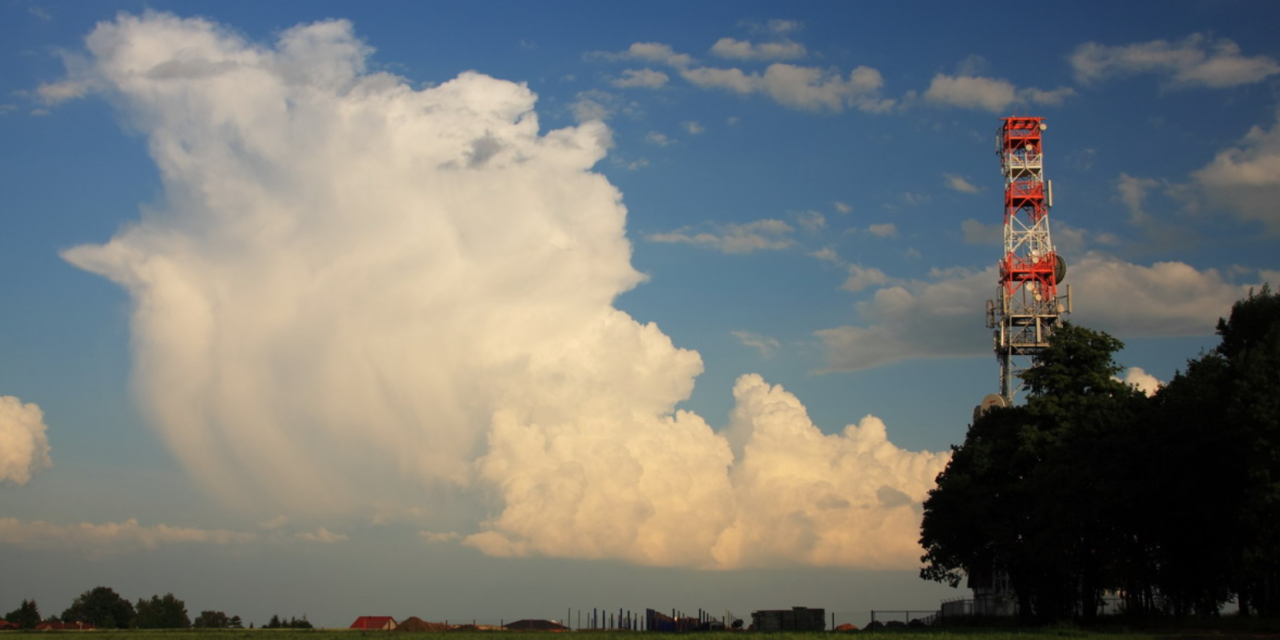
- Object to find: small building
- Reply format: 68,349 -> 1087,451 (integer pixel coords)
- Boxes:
350,616 -> 398,630
0,620 -> 19,630
751,607 -> 825,632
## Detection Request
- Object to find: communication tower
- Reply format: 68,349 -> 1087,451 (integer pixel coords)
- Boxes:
984,116 -> 1071,405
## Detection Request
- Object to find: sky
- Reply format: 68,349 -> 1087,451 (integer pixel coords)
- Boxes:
2,0 -> 1279,629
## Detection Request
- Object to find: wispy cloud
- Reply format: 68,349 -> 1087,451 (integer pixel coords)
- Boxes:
732,330 -> 781,357
943,174 -> 980,194
646,219 -> 796,253
1071,34 -> 1280,88
0,518 -> 256,557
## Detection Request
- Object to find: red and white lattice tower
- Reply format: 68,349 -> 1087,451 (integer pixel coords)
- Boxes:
985,116 -> 1071,405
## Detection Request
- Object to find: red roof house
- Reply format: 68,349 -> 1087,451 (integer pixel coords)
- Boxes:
350,616 -> 398,630
0,620 -> 19,630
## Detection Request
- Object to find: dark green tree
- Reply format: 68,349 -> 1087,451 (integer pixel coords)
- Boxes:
61,587 -> 134,629
133,593 -> 189,629
1216,286 -> 1280,616
192,610 -> 231,628
921,323 -> 1145,622
4,599 -> 42,629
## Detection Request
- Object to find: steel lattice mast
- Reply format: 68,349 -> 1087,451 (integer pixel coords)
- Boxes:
985,116 -> 1071,405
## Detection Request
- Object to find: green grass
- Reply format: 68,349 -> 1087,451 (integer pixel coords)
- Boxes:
6,626 -> 1279,640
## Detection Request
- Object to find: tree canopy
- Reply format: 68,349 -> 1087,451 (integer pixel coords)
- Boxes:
61,586 -> 134,629
921,287 -> 1280,621
133,593 -> 190,629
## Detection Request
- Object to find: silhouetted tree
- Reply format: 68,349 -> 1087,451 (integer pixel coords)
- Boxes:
133,593 -> 189,629
61,587 -> 134,629
921,323 -> 1145,622
4,599 -> 42,629
193,610 -> 231,628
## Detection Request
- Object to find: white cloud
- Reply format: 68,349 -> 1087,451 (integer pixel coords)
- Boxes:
681,121 -> 705,134
1117,172 -> 1162,227
1070,34 -> 1280,88
613,68 -> 669,89
809,247 -> 839,263
681,63 -> 893,113
36,79 -> 98,105
794,210 -> 825,232
419,530 -> 462,543
867,223 -> 899,238
0,518 -> 255,556
923,74 -> 1074,113
645,131 -> 675,146
468,374 -> 949,569
833,201 -> 852,214
0,396 -> 51,485
596,42 -> 695,68
944,174 -> 980,194
1191,110 -> 1280,232
57,13 -> 945,570
711,37 -> 806,62
646,219 -> 796,253
732,331 -> 780,357
1117,367 -> 1162,396
816,255 -> 1259,372
294,527 -> 347,543
1067,253 -> 1255,335
841,265 -> 890,293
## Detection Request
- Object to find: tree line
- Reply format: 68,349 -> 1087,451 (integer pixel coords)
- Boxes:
3,586 -> 311,630
920,287 -> 1280,622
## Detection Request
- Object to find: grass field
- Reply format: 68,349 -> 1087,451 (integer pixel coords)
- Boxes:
6,627 -> 1280,640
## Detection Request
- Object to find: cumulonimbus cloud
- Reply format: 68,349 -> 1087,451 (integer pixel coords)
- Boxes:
55,12 -> 945,570
0,395 -> 51,485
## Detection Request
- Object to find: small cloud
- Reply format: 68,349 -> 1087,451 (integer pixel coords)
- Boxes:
28,6 -> 52,21
646,219 -> 795,254
517,39 -> 538,52
833,201 -> 852,214
867,223 -> 899,238
681,120 -> 705,134
645,131 -> 675,147
794,210 -> 826,232
1070,34 -> 1280,88
0,518 -> 256,557
901,192 -> 931,206
613,68 -> 669,89
1116,367 -> 1162,396
923,73 -> 1074,113
419,530 -> 462,543
295,527 -> 347,543
36,79 -> 97,105
809,247 -> 840,263
944,174 -> 981,194
710,37 -> 806,62
841,265 -> 890,293
731,330 -> 780,357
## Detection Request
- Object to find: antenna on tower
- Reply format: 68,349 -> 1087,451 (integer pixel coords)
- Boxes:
983,116 -> 1071,407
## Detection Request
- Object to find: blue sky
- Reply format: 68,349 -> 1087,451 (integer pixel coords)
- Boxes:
2,0 -> 1278,628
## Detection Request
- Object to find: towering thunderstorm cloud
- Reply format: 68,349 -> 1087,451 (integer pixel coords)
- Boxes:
60,13 -> 947,569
